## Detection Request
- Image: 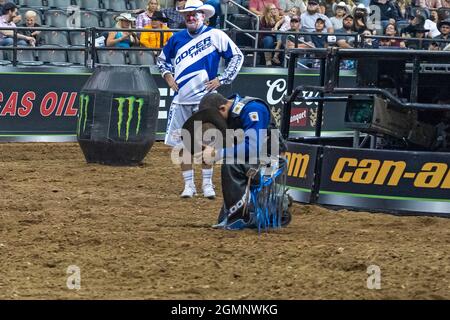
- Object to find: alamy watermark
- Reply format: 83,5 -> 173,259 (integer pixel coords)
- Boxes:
366,264 -> 381,290
66,265 -> 81,290
170,121 -> 282,165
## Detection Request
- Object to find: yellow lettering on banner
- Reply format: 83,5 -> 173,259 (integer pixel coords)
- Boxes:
415,163 -> 448,188
331,158 -> 357,182
374,160 -> 406,186
441,169 -> 450,189
352,159 -> 380,184
286,152 -> 310,178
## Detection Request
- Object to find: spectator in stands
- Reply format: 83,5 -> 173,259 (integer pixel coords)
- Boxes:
300,0 -> 334,32
419,0 -> 442,9
361,29 -> 378,47
260,4 -> 281,65
406,25 -> 430,49
162,0 -> 186,29
395,0 -> 411,20
310,17 -> 328,47
0,3 -> 34,47
279,0 -> 307,14
425,9 -> 441,37
379,23 -> 406,47
272,6 -> 301,64
442,0 -> 450,7
285,15 -> 314,48
140,11 -> 172,55
370,0 -> 400,29
353,3 -> 369,33
0,0 -> 20,24
318,1 -> 327,15
429,18 -> 450,49
322,0 -> 337,17
330,1 -> 350,30
106,13 -> 139,48
137,0 -> 160,29
19,11 -> 42,46
401,14 -> 426,36
249,0 -> 281,16
336,14 -> 356,47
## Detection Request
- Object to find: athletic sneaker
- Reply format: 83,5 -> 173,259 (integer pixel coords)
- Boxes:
202,183 -> 216,199
180,184 -> 197,198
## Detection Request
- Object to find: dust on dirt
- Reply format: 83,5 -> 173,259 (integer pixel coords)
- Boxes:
0,142 -> 449,299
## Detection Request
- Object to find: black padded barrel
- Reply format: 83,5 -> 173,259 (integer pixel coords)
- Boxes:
77,65 -> 160,165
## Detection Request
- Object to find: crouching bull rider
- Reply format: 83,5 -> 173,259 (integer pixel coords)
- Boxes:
181,93 -> 293,231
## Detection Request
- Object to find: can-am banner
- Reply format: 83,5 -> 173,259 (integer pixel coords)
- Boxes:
0,67 -> 355,139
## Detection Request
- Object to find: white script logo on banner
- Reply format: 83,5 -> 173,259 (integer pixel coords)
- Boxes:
266,79 -> 319,106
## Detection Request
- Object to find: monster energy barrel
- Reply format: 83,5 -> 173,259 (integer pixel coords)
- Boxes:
77,65 -> 159,165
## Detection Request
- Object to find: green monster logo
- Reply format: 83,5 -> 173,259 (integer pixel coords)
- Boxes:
115,96 -> 145,141
77,94 -> 90,136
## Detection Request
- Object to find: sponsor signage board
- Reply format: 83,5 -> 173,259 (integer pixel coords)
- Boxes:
318,146 -> 450,216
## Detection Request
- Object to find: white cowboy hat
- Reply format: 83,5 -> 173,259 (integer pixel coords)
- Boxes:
332,1 -> 349,14
115,12 -> 136,22
177,0 -> 215,19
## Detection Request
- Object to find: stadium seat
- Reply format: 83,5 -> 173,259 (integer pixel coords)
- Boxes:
46,0 -> 72,8
76,0 -> 102,10
44,9 -> 68,27
18,8 -> 43,25
41,30 -> 69,46
103,0 -> 128,11
128,50 -> 155,66
4,46 -> 44,66
97,49 -> 127,65
67,46 -> 89,65
21,0 -> 44,8
0,49 -> 11,65
102,11 -> 120,28
129,0 -> 147,10
80,10 -> 101,27
69,31 -> 88,46
38,45 -> 72,66
228,14 -> 254,47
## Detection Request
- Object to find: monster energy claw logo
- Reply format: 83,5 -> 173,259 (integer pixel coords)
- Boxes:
77,94 -> 89,136
115,96 -> 144,141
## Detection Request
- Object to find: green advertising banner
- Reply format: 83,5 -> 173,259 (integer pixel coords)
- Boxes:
0,67 -> 355,141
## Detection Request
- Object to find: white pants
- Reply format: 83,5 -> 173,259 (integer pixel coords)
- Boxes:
164,102 -> 199,147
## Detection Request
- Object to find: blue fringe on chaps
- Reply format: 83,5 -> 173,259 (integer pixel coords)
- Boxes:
215,157 -> 291,231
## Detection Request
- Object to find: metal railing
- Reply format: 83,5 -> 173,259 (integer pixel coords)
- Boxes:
222,0 -> 260,67
282,47 -> 450,140
1,26 -> 449,68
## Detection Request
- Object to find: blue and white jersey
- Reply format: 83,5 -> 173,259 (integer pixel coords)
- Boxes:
157,25 -> 244,105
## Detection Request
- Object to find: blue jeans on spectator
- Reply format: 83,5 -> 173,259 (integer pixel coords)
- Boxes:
262,35 -> 276,49
0,37 -> 28,46
262,35 -> 276,65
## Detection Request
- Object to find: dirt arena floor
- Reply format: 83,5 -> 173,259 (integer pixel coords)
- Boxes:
0,142 -> 449,300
